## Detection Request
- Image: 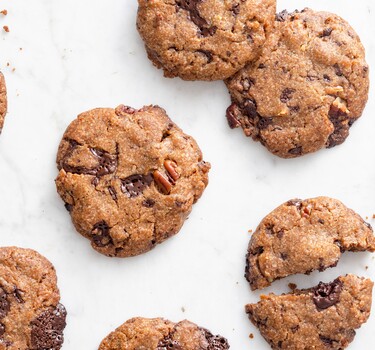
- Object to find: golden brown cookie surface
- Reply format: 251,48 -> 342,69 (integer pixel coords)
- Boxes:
0,72 -> 7,133
0,247 -> 66,350
99,317 -> 230,349
226,8 -> 369,158
246,197 -> 375,290
56,105 -> 210,257
137,0 -> 276,81
246,275 -> 373,349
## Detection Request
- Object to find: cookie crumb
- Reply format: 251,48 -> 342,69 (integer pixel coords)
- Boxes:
366,216 -> 369,220
11,68 -> 15,72
3,25 -> 9,32
288,283 -> 297,290
0,9 -> 7,16
6,62 -> 9,66
372,214 -> 375,219
365,266 -> 368,270
249,333 -> 254,339
181,306 -> 185,313
248,229 -> 253,234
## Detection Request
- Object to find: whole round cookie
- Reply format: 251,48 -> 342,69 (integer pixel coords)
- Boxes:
99,317 -> 230,349
137,0 -> 276,81
0,247 -> 67,349
56,104 -> 210,257
0,72 -> 7,133
226,8 -> 369,158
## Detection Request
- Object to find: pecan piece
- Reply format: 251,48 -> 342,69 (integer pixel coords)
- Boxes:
164,160 -> 180,182
153,170 -> 172,194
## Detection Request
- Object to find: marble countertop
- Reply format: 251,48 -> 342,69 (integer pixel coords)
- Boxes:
0,0 -> 374,348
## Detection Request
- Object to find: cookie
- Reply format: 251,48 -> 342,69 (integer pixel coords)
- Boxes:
56,104 -> 210,258
246,197 -> 375,290
226,8 -> 369,158
0,72 -> 6,133
137,0 -> 276,81
99,317 -> 230,349
0,247 -> 67,349
246,274 -> 373,349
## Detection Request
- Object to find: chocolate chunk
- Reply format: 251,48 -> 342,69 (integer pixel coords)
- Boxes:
231,3 -> 240,15
243,98 -> 259,119
64,203 -> 73,212
0,288 -> 10,319
286,199 -> 302,209
120,174 -> 153,198
226,103 -> 241,129
0,323 -> 5,336
319,335 -> 334,345
13,288 -> 24,303
30,303 -> 67,350
258,63 -> 266,69
108,186 -> 117,201
157,333 -> 182,350
62,147 -> 118,177
280,88 -> 295,103
327,103 -> 351,148
176,0 -> 217,37
323,74 -> 331,82
313,279 -> 343,310
333,63 -> 343,77
143,198 -> 155,208
201,327 -> 230,349
320,28 -> 333,38
91,221 -> 113,247
257,117 -> 273,130
288,146 -> 302,155
275,10 -> 289,22
197,49 -> 213,63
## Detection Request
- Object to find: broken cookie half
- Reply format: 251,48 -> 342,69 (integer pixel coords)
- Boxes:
246,274 -> 373,350
246,197 -> 375,290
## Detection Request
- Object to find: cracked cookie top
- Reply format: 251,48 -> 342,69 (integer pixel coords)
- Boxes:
0,247 -> 66,350
0,72 -> 7,133
56,105 -> 210,258
136,0 -> 276,81
99,317 -> 230,349
226,8 -> 369,158
246,274 -> 373,349
246,197 -> 375,290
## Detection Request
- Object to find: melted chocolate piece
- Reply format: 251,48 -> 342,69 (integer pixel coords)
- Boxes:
91,221 -> 113,247
143,198 -> 155,208
280,88 -> 295,103
30,303 -> 67,350
176,0 -> 217,37
0,323 -> 5,336
157,333 -> 182,350
327,104 -> 352,148
61,146 -> 118,177
201,327 -> 230,349
0,288 -> 10,319
287,199 -> 302,209
333,63 -> 343,77
313,279 -> 343,310
64,203 -> 73,212
243,98 -> 259,119
13,288 -> 24,303
288,146 -> 302,156
226,103 -> 241,129
320,28 -> 333,38
120,174 -> 153,198
257,117 -> 273,130
197,49 -> 213,63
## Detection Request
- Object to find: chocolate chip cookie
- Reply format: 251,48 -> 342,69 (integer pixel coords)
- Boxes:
246,197 -> 375,290
56,104 -> 210,257
99,317 -> 230,349
137,0 -> 276,81
226,8 -> 369,158
246,274 -> 373,349
0,247 -> 67,349
0,72 -> 7,133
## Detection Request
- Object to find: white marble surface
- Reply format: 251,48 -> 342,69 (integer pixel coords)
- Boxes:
0,0 -> 374,348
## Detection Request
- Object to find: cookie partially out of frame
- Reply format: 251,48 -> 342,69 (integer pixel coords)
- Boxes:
99,317 -> 230,349
246,197 -> 375,290
137,0 -> 276,81
0,72 -> 7,133
56,104 -> 210,258
246,275 -> 373,349
226,8 -> 369,158
0,247 -> 67,349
